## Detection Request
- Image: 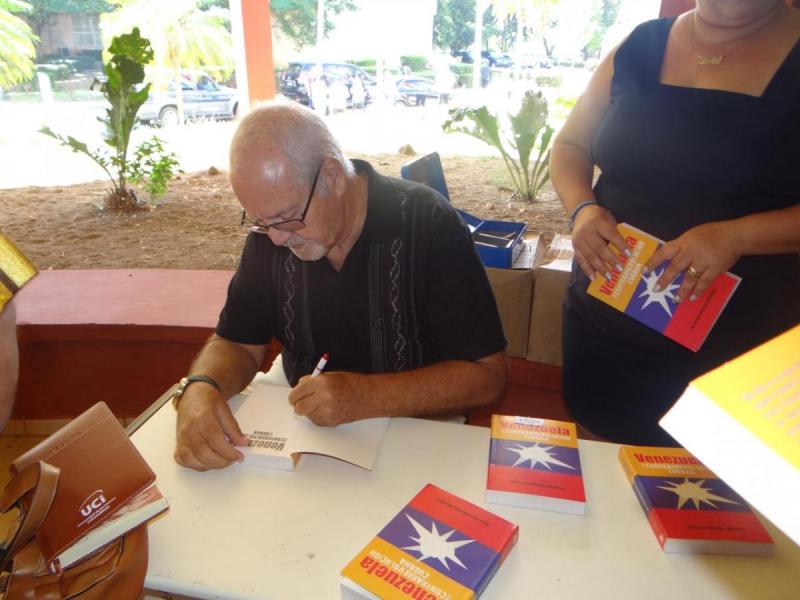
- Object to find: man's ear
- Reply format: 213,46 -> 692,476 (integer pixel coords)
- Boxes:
323,159 -> 347,197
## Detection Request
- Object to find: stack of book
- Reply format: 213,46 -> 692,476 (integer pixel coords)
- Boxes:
618,445 -> 773,555
341,483 -> 518,599
11,402 -> 169,570
485,415 -> 586,514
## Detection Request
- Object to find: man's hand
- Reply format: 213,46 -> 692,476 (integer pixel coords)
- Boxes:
288,372 -> 372,426
571,205 -> 629,281
645,221 -> 741,304
174,383 -> 250,471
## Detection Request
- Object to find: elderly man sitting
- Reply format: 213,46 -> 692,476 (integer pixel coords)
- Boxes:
173,101 -> 507,472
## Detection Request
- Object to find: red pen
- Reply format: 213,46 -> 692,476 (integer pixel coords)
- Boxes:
311,352 -> 329,377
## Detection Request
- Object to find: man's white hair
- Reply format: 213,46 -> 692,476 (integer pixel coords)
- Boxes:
231,100 -> 354,189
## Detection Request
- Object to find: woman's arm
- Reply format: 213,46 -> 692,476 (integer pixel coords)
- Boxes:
646,204 -> 800,303
550,47 -> 629,280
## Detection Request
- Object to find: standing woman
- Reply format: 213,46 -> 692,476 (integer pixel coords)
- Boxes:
550,0 -> 800,445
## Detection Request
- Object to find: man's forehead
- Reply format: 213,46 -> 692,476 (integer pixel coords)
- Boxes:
233,157 -> 303,217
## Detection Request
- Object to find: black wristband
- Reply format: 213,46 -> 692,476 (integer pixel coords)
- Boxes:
171,374 -> 222,410
185,374 -> 221,392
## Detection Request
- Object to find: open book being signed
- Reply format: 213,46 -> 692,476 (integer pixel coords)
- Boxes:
229,382 -> 389,471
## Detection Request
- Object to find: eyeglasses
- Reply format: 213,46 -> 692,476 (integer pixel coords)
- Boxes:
240,164 -> 322,233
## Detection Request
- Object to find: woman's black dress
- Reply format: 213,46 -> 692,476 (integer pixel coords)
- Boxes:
563,17 -> 800,445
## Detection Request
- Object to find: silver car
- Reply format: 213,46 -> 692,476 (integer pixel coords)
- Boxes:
138,76 -> 239,126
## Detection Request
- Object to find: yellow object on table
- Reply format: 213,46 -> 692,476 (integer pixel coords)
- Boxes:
0,234 -> 38,312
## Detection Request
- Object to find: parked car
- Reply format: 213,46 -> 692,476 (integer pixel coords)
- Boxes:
481,51 -> 514,68
514,53 -> 553,69
138,75 -> 238,126
279,61 -> 376,109
393,76 -> 438,107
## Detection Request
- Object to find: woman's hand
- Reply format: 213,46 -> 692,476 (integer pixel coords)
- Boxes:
571,204 -> 629,280
645,221 -> 741,303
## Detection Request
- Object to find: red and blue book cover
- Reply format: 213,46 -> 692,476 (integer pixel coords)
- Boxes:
486,416 -> 585,515
587,223 -> 741,352
618,445 -> 773,555
340,483 -> 518,600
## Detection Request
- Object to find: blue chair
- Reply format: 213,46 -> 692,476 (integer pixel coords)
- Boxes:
400,152 -> 451,201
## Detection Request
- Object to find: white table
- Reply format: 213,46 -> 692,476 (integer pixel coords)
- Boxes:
132,401 -> 800,600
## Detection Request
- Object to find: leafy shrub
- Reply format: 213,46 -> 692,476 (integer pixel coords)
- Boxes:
535,75 -> 563,88
400,55 -> 428,72
40,28 -> 180,210
35,59 -> 77,83
443,90 -> 554,203
450,64 -> 472,87
128,137 -> 183,203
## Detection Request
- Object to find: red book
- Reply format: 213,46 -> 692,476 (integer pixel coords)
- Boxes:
341,483 -> 518,599
618,445 -> 773,555
486,415 -> 586,515
587,223 -> 740,351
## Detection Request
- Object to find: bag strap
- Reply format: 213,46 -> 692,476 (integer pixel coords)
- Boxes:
0,461 -> 60,575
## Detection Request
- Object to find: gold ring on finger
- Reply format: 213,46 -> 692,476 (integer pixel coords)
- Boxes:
686,266 -> 701,281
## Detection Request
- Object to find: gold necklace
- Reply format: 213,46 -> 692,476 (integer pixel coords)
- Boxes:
689,9 -> 782,67
690,13 -> 726,65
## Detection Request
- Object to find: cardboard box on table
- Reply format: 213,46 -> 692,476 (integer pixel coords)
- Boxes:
484,234 -> 540,358
527,235 -> 573,366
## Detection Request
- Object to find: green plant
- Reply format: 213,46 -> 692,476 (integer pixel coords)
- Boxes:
450,64 -> 472,87
128,137 -> 182,204
40,28 -> 180,210
535,75 -> 563,88
0,0 -> 38,88
443,90 -> 554,203
400,55 -> 428,72
349,58 -> 376,68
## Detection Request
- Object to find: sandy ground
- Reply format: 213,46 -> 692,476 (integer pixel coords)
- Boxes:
0,153 -> 567,271
0,93 -> 570,270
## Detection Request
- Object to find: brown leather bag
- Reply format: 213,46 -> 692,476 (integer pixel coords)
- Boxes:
0,461 -> 148,600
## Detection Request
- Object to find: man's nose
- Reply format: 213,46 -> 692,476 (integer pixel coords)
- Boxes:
267,228 -> 293,246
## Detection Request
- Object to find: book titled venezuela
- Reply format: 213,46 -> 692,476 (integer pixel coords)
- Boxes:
229,381 -> 389,471
11,401 -> 164,570
485,415 -> 585,515
660,325 -> 800,546
587,223 -> 740,351
340,483 -> 518,600
618,445 -> 773,556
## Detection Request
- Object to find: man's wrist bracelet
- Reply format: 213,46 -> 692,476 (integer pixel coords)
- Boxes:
568,200 -> 599,230
170,374 -> 222,410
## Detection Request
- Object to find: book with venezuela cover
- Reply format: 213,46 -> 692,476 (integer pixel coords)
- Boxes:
618,445 -> 773,555
660,325 -> 800,546
485,415 -> 585,515
229,382 -> 388,471
340,483 -> 518,600
587,223 -> 740,351
11,401 -> 163,569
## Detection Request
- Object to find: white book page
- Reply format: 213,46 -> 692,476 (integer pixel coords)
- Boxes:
230,383 -> 389,470
661,387 -> 800,546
